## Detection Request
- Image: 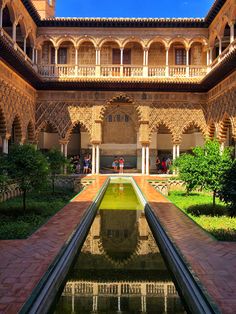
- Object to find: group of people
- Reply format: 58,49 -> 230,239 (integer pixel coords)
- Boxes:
155,156 -> 172,174
112,156 -> 125,174
71,154 -> 92,174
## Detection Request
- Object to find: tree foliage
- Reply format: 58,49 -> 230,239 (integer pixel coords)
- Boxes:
0,154 -> 8,195
46,148 -> 68,193
174,140 -> 233,206
219,160 -> 236,216
6,144 -> 49,211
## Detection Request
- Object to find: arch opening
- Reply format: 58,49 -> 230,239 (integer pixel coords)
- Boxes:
2,5 -> 14,38
38,122 -> 59,152
0,109 -> 7,153
222,23 -> 230,52
181,124 -> 205,153
150,123 -> 173,174
9,117 -> 22,146
101,103 -> 139,173
148,42 -> 166,77
26,122 -> 34,144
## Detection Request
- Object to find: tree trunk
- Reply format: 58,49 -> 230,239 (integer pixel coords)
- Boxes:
23,189 -> 26,212
213,190 -> 216,210
52,176 -> 55,194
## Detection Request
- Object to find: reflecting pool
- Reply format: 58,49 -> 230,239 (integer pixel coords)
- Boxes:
54,181 -> 186,313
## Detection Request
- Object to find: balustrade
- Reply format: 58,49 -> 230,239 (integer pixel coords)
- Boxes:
1,26 -> 235,80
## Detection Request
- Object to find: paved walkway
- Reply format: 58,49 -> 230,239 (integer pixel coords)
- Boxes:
134,176 -> 236,314
0,175 -> 236,313
0,176 -> 107,314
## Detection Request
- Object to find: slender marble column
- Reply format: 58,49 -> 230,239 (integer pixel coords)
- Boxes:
145,146 -> 149,175
142,145 -> 145,175
96,145 -> 100,174
92,144 -> 96,174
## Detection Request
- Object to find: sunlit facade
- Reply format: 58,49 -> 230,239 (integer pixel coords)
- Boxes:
0,0 -> 235,173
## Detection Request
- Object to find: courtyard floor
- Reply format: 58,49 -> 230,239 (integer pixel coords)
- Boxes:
0,175 -> 235,313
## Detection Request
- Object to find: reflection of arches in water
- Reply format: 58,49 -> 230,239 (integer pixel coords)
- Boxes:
101,210 -> 138,262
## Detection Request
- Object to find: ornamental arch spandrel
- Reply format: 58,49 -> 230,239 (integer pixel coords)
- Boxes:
35,101 -> 93,143
148,102 -> 207,144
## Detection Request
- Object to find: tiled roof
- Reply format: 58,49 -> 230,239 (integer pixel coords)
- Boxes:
21,0 -> 226,27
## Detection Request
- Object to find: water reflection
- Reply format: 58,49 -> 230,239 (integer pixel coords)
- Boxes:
54,210 -> 185,313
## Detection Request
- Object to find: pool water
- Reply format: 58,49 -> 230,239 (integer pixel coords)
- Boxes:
99,183 -> 143,211
53,181 -> 186,313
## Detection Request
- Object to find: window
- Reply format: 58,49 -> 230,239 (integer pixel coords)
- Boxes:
58,48 -> 67,64
175,48 -> 186,65
125,115 -> 129,122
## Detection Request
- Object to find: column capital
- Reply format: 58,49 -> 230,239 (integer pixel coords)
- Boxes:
5,133 -> 11,140
140,141 -> 150,146
59,139 -> 68,145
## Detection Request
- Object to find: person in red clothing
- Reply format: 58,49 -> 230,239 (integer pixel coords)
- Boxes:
161,157 -> 167,174
119,157 -> 125,174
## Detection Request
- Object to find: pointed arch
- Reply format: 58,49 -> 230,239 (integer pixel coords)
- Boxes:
0,107 -> 7,137
150,120 -> 175,141
64,120 -> 91,142
10,115 -> 23,144
181,121 -> 207,139
26,121 -> 35,144
218,114 -> 233,143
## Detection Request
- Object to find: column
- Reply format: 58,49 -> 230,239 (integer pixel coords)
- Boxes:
71,282 -> 75,313
92,295 -> 98,312
145,145 -> 149,175
206,48 -> 211,73
23,37 -> 27,53
141,145 -> 145,175
12,21 -> 16,43
219,38 -> 222,55
172,144 -> 176,160
143,49 -> 148,77
55,47 -> 58,64
164,284 -> 168,313
117,296 -> 121,312
165,47 -> 169,77
230,22 -> 235,43
95,48 -> 100,76
96,144 -> 100,174
32,47 -> 35,63
0,7 -> 3,28
220,142 -> 224,154
186,48 -> 189,77
120,47 -> 124,77
176,144 -> 180,158
3,138 -> 9,154
209,48 -> 213,65
60,143 -> 64,154
75,47 -> 78,76
92,144 -> 96,174
35,49 -> 38,64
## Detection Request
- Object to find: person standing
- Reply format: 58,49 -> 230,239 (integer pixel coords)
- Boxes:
112,156 -> 118,172
119,157 -> 125,174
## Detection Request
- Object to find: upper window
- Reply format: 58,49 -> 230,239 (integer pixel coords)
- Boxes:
58,48 -> 67,64
175,48 -> 186,65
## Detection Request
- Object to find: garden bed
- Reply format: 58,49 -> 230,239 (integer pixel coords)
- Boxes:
0,189 -> 76,239
168,191 -> 236,241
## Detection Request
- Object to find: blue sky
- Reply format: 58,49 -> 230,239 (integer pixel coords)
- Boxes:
56,0 -> 214,18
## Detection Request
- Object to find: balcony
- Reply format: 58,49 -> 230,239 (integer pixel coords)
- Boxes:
37,64 -> 208,79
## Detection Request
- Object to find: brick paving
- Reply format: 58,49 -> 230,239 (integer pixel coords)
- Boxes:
134,176 -> 236,314
0,176 -> 106,314
0,175 -> 236,313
